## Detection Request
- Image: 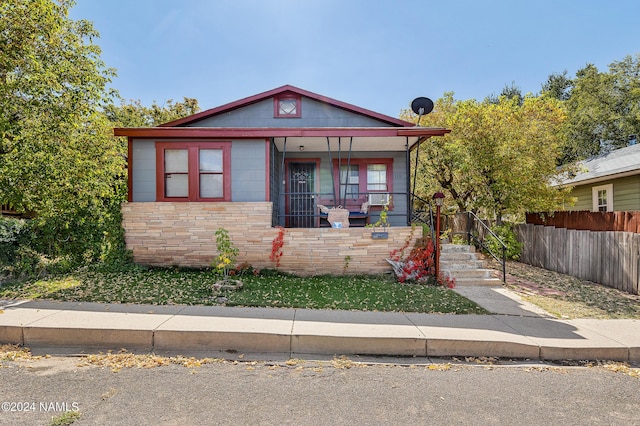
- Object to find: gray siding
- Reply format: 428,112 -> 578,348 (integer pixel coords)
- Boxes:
566,175 -> 640,212
279,151 -> 408,226
131,139 -> 156,202
231,140 -> 267,201
186,97 -> 395,128
130,139 -> 267,202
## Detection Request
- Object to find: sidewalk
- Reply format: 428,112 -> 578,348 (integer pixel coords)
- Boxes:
1,287 -> 638,363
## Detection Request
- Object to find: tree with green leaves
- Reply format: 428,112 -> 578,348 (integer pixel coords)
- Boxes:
541,70 -> 573,101
403,93 -> 572,223
105,97 -> 200,127
486,82 -> 524,106
0,0 -> 124,268
546,54 -> 640,163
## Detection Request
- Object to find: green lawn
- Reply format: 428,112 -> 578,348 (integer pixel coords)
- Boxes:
0,267 -> 487,314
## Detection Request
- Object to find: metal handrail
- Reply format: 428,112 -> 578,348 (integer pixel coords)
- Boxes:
465,211 -> 507,282
410,194 -> 435,242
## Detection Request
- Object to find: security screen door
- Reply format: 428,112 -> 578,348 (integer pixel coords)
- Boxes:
288,162 -> 316,228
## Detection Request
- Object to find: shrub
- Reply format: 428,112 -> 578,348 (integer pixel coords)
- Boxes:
486,224 -> 522,260
0,216 -> 28,265
270,226 -> 285,267
213,228 -> 239,278
389,238 -> 455,288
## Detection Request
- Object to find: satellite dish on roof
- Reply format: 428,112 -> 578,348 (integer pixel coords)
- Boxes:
411,97 -> 434,127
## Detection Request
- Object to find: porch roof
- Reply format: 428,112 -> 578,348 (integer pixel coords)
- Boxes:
113,126 -> 451,152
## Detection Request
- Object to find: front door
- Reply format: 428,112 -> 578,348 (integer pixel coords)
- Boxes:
287,162 -> 316,228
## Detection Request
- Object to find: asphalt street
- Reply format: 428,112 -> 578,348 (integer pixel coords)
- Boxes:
1,355 -> 638,425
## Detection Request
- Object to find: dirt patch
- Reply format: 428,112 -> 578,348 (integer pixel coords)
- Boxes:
489,260 -> 640,319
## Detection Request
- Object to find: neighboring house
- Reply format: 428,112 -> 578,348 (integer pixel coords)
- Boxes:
559,143 -> 640,212
114,85 -> 450,274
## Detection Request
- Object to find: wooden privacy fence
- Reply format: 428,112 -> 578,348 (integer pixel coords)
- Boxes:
526,211 -> 640,233
515,223 -> 639,295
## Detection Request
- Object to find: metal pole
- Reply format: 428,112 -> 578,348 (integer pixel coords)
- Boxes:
345,137 -> 353,206
435,203 -> 441,279
502,245 -> 506,283
326,137 -> 337,204
280,137 -> 287,227
411,137 -> 422,225
337,138 -> 342,206
405,138 -> 411,225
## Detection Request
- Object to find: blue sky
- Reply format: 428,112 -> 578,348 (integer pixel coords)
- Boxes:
71,0 -> 640,118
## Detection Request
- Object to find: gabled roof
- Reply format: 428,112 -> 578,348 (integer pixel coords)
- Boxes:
159,84 -> 415,128
560,143 -> 640,186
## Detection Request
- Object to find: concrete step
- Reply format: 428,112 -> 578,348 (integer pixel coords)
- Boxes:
440,244 -> 475,254
438,244 -> 504,287
439,252 -> 479,261
440,260 -> 486,270
443,268 -> 495,279
453,277 -> 503,286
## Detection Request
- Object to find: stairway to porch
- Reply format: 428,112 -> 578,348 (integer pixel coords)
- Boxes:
440,244 -> 503,286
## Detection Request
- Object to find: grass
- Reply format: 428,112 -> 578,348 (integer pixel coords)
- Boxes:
0,267 -> 487,314
49,411 -> 81,426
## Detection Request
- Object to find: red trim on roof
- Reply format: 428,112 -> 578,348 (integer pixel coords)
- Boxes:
114,127 -> 450,138
159,85 -> 415,128
396,128 -> 452,136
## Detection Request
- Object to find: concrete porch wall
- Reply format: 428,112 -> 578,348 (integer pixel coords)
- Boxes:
121,202 -> 422,276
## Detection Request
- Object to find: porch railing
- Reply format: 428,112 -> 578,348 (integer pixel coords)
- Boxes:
410,195 -> 435,241
466,211 -> 507,282
275,191 -> 412,228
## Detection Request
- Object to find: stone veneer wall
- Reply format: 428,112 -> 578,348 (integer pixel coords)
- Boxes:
121,202 -> 422,276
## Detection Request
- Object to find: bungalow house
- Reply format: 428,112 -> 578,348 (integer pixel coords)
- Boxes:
114,85 -> 450,275
559,142 -> 640,212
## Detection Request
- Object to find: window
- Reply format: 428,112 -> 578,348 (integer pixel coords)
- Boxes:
333,159 -> 392,201
198,149 -> 224,198
164,149 -> 189,197
156,142 -> 231,201
274,94 -> 301,118
592,184 -> 613,212
367,164 -> 387,191
339,165 -> 359,199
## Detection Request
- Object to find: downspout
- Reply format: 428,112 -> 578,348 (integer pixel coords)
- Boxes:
326,137 -> 337,205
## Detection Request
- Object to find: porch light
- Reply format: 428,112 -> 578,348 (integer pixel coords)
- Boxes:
433,192 -> 445,207
299,145 -> 305,151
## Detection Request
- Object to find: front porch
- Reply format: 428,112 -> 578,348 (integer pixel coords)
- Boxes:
268,132 -> 441,230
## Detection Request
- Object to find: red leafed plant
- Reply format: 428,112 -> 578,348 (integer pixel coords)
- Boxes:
270,226 -> 285,267
388,238 -> 455,288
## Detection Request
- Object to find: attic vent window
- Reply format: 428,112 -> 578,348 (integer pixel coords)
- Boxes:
274,95 -> 301,118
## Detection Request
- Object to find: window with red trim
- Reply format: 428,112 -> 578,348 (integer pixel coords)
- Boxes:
156,142 -> 231,201
274,94 -> 301,118
332,159 -> 393,200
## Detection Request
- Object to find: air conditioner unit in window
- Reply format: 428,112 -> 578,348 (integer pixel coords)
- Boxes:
368,193 -> 390,206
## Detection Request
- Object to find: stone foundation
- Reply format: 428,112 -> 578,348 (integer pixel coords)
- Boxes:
122,202 -> 422,276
